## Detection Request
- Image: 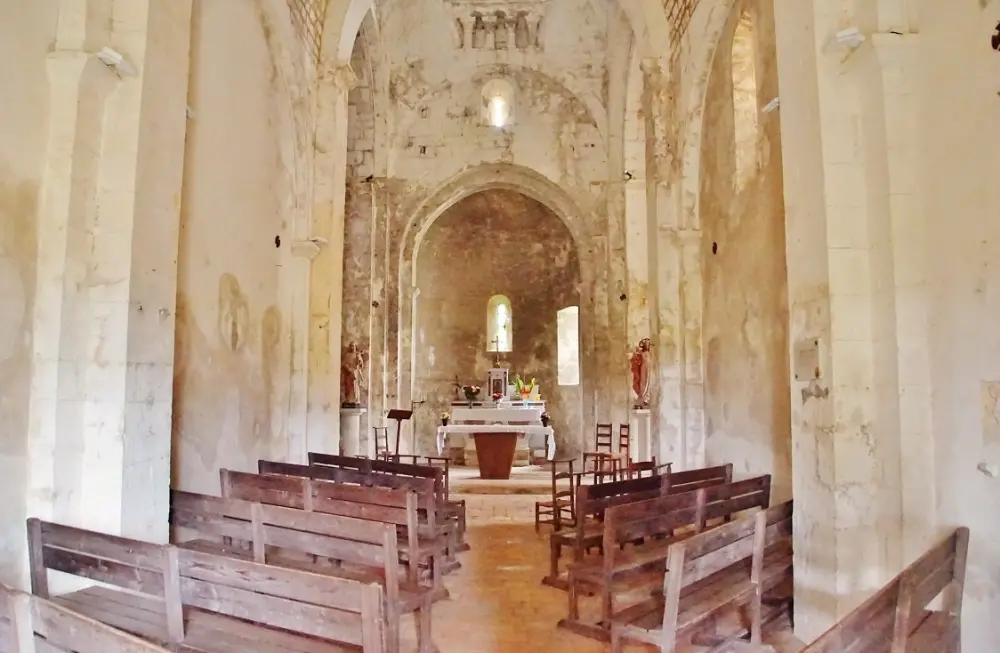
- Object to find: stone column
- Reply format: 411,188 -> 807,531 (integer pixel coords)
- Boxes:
640,57 -> 703,470
339,407 -> 366,456
26,0 -> 193,564
773,0 -> 904,638
307,62 -> 356,457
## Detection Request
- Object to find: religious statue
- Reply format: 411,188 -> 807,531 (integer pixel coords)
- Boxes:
628,338 -> 653,409
341,342 -> 367,408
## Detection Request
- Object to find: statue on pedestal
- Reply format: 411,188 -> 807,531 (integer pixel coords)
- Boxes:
341,342 -> 367,408
629,338 -> 652,409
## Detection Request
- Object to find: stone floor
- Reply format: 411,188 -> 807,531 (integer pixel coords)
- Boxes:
400,503 -> 806,652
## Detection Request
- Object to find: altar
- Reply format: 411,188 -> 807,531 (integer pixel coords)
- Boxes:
437,401 -> 554,480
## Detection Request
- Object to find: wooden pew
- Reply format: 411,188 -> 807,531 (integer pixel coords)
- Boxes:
26,518 -> 386,653
559,476 -> 772,642
542,472 -> 669,589
308,452 -> 469,553
170,489 -> 436,653
221,468 -> 448,591
1,582 -> 173,653
258,459 -> 461,573
542,464 -> 736,590
800,526 -> 969,653
610,500 -> 794,653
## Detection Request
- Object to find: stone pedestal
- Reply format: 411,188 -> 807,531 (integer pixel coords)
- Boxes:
339,407 -> 366,456
631,409 -> 651,462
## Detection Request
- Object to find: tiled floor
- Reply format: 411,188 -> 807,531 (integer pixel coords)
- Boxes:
401,518 -> 806,652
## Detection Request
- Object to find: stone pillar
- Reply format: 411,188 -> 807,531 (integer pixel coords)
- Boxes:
307,62 -> 356,457
773,0 -> 904,638
366,179 -> 391,455
339,407 -> 366,456
630,409 -> 651,462
25,0 -> 193,569
640,57 -> 703,470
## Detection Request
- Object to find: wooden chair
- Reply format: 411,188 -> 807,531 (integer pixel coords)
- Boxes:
535,456 -> 577,532
627,457 -> 669,479
583,423 -> 625,483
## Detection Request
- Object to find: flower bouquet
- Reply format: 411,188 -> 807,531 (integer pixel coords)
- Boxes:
491,391 -> 504,403
513,374 -> 536,400
461,384 -> 481,403
440,412 -> 451,426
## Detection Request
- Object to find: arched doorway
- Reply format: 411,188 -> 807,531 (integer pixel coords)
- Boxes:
412,189 -> 583,463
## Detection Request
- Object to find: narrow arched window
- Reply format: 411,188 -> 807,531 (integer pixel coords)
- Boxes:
731,9 -> 759,190
481,78 -> 515,129
487,295 -> 513,352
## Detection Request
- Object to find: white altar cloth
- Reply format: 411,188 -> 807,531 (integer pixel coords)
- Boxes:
436,424 -> 555,460
449,405 -> 544,423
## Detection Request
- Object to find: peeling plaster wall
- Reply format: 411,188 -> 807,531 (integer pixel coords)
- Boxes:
700,2 -> 791,500
172,0 -> 295,493
0,0 -> 55,584
414,190 -> 581,453
343,26 -> 375,440
923,2 -> 1000,648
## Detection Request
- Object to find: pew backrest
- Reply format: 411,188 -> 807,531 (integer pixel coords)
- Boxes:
258,460 -> 438,525
665,463 -> 734,495
703,474 -> 772,523
220,469 -> 422,570
170,489 -> 398,573
1,582 -> 173,653
658,501 -> 793,638
26,518 -> 185,643
803,526 -> 969,653
176,547 -> 384,650
309,452 -> 446,499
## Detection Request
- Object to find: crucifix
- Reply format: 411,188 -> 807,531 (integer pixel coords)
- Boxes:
490,335 -> 504,368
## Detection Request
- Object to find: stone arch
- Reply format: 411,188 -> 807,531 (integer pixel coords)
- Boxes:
615,0 -> 672,58
329,0 -> 376,61
395,163 -> 597,454
401,163 -> 589,268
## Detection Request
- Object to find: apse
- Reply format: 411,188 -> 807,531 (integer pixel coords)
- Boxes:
413,189 -> 582,462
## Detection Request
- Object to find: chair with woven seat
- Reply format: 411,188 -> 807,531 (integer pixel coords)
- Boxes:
582,423 -> 627,483
535,456 -> 577,532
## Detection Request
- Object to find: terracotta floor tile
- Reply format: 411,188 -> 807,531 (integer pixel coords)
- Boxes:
401,519 -> 805,653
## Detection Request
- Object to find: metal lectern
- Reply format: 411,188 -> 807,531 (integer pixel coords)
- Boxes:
385,408 -> 413,455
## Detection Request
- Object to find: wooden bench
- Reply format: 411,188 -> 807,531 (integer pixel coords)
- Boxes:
1,581 -> 173,652
559,475 -> 773,641
259,459 -> 461,573
170,489 -> 436,653
542,472 -> 669,589
221,468 -> 448,591
800,526 -> 969,653
610,500 -> 794,653
26,518 -> 386,653
542,464 -> 736,590
308,452 -> 469,553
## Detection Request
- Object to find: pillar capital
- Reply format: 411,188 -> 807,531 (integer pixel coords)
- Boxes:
321,62 -> 358,93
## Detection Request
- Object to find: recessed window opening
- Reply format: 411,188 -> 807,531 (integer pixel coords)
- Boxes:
557,306 -> 580,386
487,295 -> 513,352
489,95 -> 509,128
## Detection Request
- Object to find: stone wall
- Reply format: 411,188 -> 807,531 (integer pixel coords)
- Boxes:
923,2 -> 1000,648
0,0 -> 56,585
413,189 -> 581,453
171,0 -> 298,493
700,2 -> 791,501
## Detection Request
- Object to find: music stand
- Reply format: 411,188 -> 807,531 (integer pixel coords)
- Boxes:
386,409 -> 413,455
